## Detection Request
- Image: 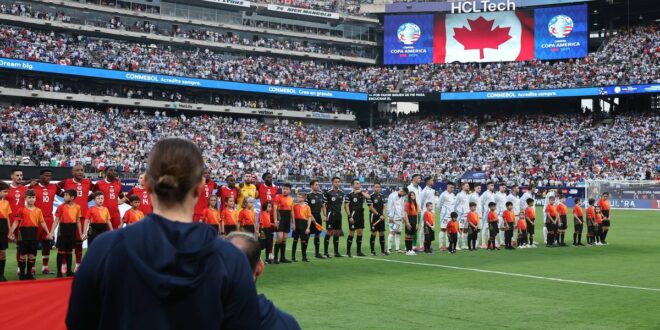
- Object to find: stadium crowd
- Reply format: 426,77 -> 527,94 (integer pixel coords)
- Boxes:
0,16 -> 656,92
0,103 -> 656,186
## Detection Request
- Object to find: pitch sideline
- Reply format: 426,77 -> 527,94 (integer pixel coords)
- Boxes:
357,257 -> 660,292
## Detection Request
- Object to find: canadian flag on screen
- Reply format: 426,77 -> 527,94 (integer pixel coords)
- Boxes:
433,11 -> 534,63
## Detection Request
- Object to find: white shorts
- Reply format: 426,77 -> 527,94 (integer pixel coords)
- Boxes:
458,212 -> 468,229
389,218 -> 403,232
440,210 -> 452,229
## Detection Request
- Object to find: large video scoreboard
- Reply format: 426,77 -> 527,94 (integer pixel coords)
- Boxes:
384,4 -> 588,65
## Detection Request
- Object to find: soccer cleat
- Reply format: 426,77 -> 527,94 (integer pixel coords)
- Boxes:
405,250 -> 416,256
66,272 -> 75,277
382,251 -> 390,256
290,258 -> 298,263
302,258 -> 310,263
334,253 -> 344,258
315,254 -> 325,259
396,249 -> 404,254
0,275 -> 6,282
456,247 -> 462,251
371,251 -> 377,256
42,268 -> 54,275
347,253 -> 352,258
357,252 -> 366,257
273,260 -> 280,264
280,259 -> 292,264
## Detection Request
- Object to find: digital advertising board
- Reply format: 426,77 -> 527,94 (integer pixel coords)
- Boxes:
383,4 -> 588,64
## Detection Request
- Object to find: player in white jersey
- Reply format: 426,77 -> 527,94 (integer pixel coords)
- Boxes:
494,184 -> 508,247
387,187 -> 407,253
455,182 -> 471,250
437,182 -> 456,250
519,186 -> 537,245
417,177 -> 436,250
469,185 -> 482,222
506,185 -> 521,245
479,182 -> 495,248
542,189 -> 556,244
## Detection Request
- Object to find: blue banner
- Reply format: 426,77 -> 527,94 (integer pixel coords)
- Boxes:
441,83 -> 660,101
384,14 -> 435,65
534,4 -> 588,60
0,58 -> 367,101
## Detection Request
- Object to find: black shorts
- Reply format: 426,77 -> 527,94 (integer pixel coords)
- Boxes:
56,223 -> 77,250
602,220 -> 611,227
574,223 -> 584,233
310,213 -> 322,234
370,214 -> 385,232
326,211 -> 342,230
349,211 -> 365,230
277,210 -> 292,233
19,239 -> 38,255
88,223 -> 108,246
405,219 -> 418,235
586,224 -> 594,233
224,225 -> 237,234
559,215 -> 568,230
294,220 -> 308,236
602,210 -> 610,219
488,222 -> 499,236
0,218 -> 8,249
526,219 -> 535,235
546,222 -> 557,231
424,227 -> 435,242
242,225 -> 255,233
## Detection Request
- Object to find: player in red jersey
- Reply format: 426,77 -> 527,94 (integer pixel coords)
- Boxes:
193,169 -> 217,222
29,169 -> 61,274
7,169 -> 28,272
57,165 -> 93,271
92,166 -> 124,230
257,172 -> 279,214
125,173 -> 152,215
217,174 -> 239,210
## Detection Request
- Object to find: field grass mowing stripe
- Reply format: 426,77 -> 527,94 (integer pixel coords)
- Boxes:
357,256 -> 660,292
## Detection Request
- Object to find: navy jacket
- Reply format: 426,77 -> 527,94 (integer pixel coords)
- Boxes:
259,295 -> 301,330
67,214 -> 260,330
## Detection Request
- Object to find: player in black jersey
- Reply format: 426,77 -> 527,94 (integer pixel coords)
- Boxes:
344,179 -> 370,257
306,180 -> 325,259
367,182 -> 388,256
323,177 -> 344,258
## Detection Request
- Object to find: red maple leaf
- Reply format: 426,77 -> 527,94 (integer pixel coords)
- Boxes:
453,16 -> 512,60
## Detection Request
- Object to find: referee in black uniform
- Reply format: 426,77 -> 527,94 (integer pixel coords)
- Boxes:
344,179 -> 369,258
323,177 -> 344,258
307,180 -> 325,259
367,182 -> 388,256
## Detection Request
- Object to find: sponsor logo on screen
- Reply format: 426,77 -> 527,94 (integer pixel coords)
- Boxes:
548,15 -> 574,38
398,23 -> 422,45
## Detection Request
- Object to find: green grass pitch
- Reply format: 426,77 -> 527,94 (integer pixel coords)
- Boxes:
2,209 -> 659,329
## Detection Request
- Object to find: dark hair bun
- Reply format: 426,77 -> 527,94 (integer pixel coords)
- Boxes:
146,138 -> 204,206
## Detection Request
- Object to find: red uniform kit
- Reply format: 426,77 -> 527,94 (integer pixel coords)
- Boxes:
258,183 -> 279,218
58,178 -> 93,217
194,180 -> 217,222
93,179 -> 123,229
127,186 -> 152,215
32,183 -> 60,240
7,184 -> 27,223
217,185 -> 238,211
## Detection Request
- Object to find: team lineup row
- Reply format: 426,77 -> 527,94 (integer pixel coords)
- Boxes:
0,167 -> 614,280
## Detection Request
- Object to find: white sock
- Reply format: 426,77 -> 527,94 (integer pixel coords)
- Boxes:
461,233 -> 468,247
543,226 -> 548,243
394,234 -> 401,250
388,233 -> 394,250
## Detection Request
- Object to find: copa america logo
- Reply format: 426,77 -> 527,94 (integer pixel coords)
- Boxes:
397,23 -> 421,45
548,15 -> 574,38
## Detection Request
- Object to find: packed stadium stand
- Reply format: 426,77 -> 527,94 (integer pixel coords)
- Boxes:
0,102 -> 656,186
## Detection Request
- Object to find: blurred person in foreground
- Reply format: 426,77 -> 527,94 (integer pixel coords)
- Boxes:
66,138 -> 259,329
227,231 -> 301,330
